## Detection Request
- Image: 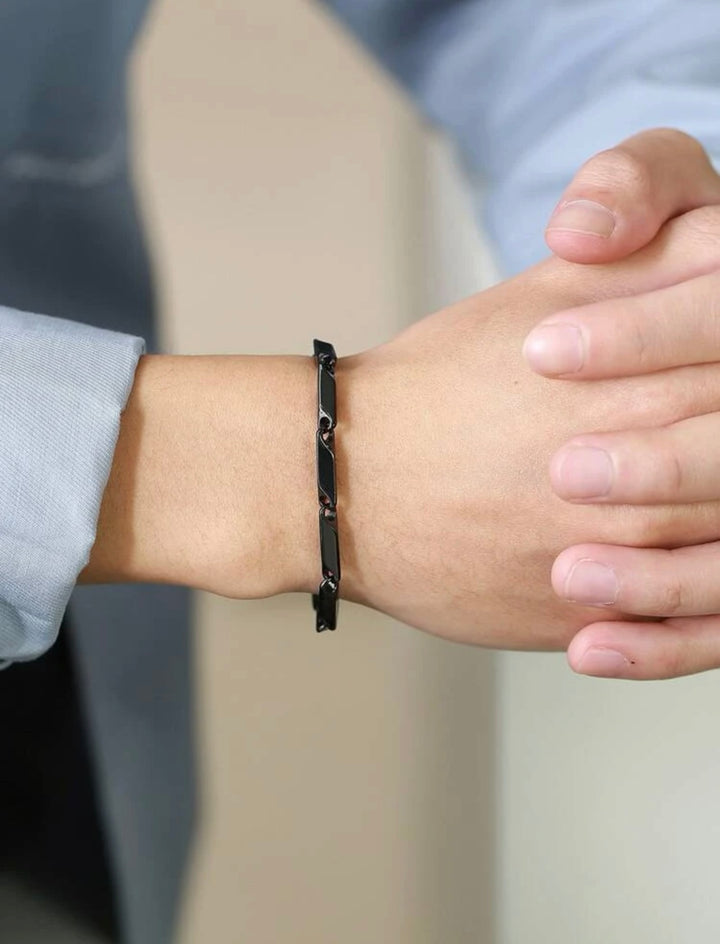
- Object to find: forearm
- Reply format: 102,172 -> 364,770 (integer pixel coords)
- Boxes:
75,235 -> 720,656
81,354 -> 318,598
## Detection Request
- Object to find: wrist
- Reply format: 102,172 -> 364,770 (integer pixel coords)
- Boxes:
82,353 -> 319,599
333,350 -> 386,611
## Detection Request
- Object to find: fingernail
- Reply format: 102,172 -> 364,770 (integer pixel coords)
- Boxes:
576,647 -> 631,677
523,323 -> 584,375
556,446 -> 614,499
564,560 -> 619,606
548,199 -> 616,238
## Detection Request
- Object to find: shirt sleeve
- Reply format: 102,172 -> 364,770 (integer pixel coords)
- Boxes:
323,0 -> 720,273
0,305 -> 143,664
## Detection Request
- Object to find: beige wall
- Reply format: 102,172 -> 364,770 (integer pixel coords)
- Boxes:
132,2 -> 495,942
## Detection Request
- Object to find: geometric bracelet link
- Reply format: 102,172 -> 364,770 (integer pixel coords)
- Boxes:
312,339 -> 340,631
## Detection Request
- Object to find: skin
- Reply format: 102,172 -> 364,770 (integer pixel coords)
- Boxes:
83,127 -> 720,679
82,208 -> 720,658
531,128 -> 720,678
82,353 -> 319,599
546,128 -> 720,263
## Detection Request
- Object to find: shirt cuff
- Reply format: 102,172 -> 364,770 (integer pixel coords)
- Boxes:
0,306 -> 145,662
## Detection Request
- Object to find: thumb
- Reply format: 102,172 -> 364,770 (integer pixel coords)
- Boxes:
545,128 -> 720,264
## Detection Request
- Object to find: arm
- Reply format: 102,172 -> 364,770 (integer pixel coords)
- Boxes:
2,319 -> 320,664
7,182 -> 717,668
78,225 -> 720,658
81,353 -> 318,599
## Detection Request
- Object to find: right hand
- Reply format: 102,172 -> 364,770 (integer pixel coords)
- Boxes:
339,217 -> 720,651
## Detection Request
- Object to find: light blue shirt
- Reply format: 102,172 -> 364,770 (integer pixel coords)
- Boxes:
0,308 -> 143,662
1,0 -> 719,666
325,0 -> 720,270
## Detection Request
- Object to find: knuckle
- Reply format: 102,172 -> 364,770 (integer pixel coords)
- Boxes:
649,127 -> 708,161
655,447 -> 684,497
625,306 -> 653,369
654,571 -> 684,617
584,147 -> 654,201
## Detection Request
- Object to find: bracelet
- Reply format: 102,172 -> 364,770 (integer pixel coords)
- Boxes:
312,339 -> 341,632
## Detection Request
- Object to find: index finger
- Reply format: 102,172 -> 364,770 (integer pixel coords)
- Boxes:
523,268 -> 720,380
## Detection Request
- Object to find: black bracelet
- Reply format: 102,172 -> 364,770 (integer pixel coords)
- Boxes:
312,339 -> 341,632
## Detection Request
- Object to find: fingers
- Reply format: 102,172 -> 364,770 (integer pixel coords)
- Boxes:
550,412 -> 720,505
567,615 -> 720,681
523,268 -> 720,379
553,541 -> 720,619
551,410 -> 720,681
546,128 -> 720,264
541,128 -> 720,682
558,542 -> 720,679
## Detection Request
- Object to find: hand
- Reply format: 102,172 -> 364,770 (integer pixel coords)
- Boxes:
545,127 -> 720,266
524,129 -> 720,678
87,216 -> 720,659
337,222 -> 720,650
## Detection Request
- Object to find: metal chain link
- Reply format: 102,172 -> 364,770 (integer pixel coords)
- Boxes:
312,339 -> 340,631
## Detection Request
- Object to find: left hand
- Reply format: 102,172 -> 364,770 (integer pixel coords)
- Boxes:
544,127 -> 720,265
526,128 -> 720,680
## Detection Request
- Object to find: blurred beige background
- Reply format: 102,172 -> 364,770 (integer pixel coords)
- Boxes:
132,2 -> 495,943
